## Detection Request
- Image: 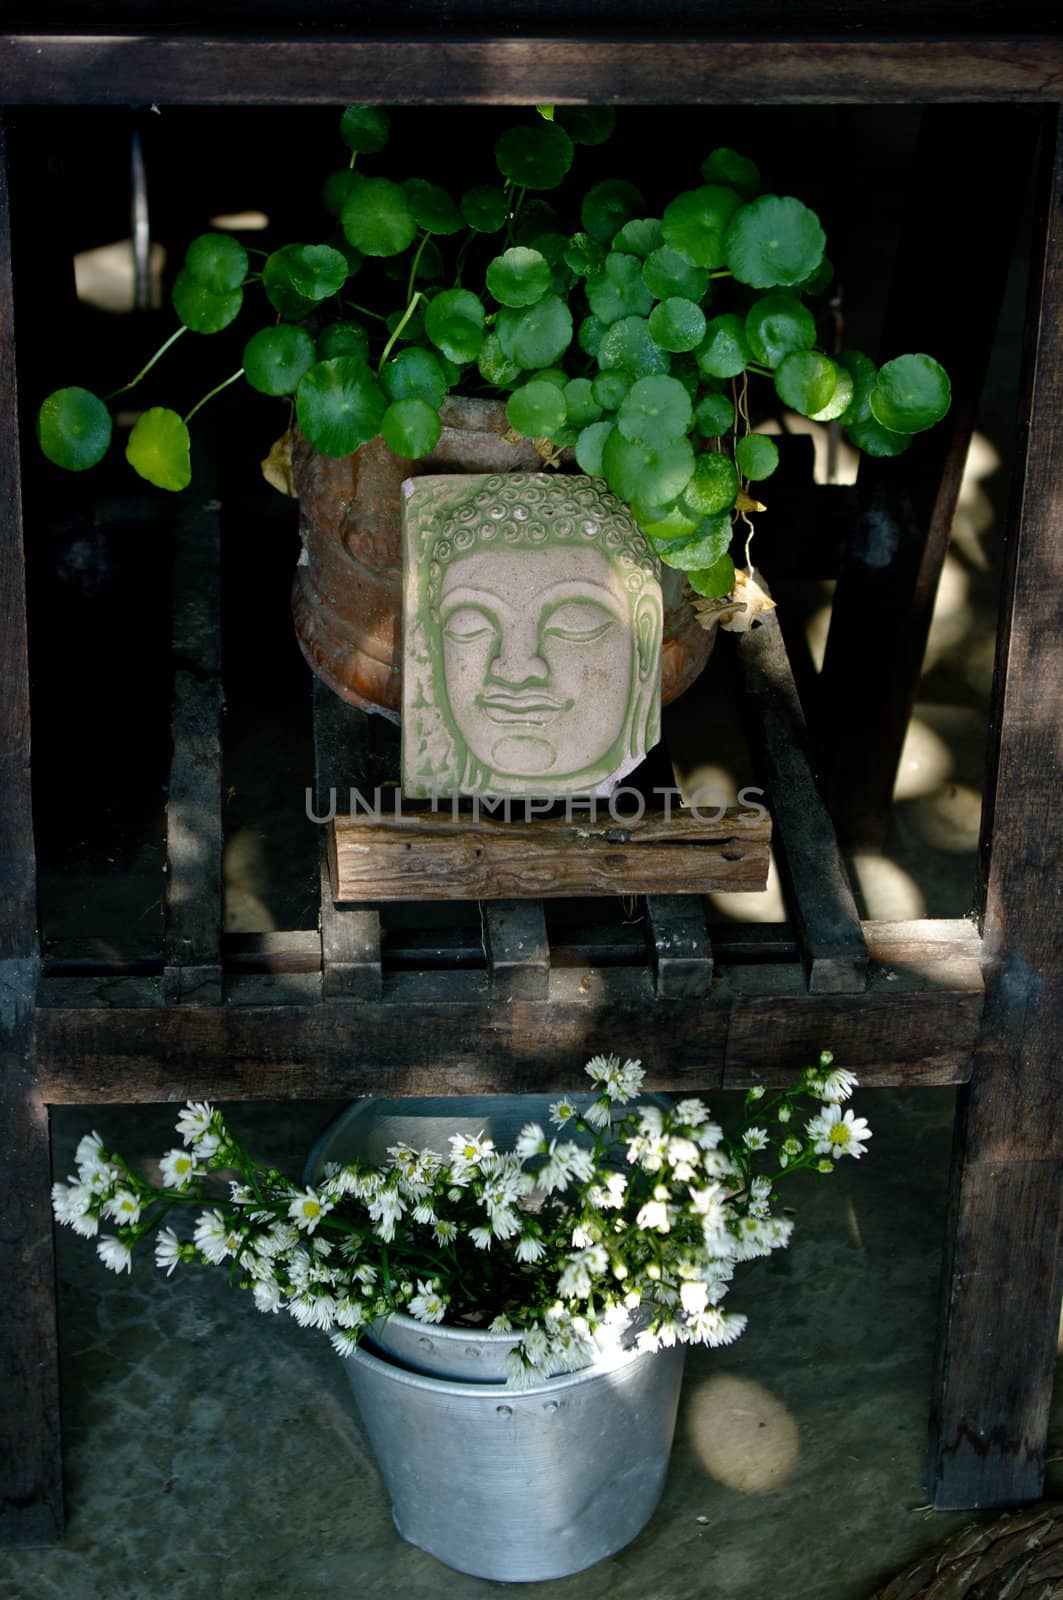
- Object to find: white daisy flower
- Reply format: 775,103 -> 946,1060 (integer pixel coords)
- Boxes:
584,1054 -> 643,1102
489,1313 -> 513,1332
330,1328 -> 360,1358
193,1209 -> 233,1264
636,1199 -> 671,1233
469,1226 -> 493,1250
408,1279 -> 448,1324
777,1103 -> 793,1123
806,1104 -> 872,1160
154,1227 -> 182,1276
680,1279 -> 710,1315
515,1232 -> 545,1264
742,1127 -> 768,1151
51,1180 -> 94,1227
287,1187 -> 333,1234
549,1098 -> 577,1127
514,1122 -> 546,1159
174,1101 -> 219,1155
74,1131 -> 106,1176
433,1218 -> 458,1246
817,1068 -> 859,1103
334,1297 -> 365,1328
674,1098 -> 709,1127
158,1148 -> 197,1189
253,1280 -> 283,1315
96,1235 -> 133,1275
103,1189 -> 141,1226
583,1098 -> 613,1130
447,1130 -> 495,1175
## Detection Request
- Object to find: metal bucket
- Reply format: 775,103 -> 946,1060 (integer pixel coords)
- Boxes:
343,1333 -> 686,1582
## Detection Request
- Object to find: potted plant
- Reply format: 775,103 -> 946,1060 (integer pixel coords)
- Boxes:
34,105 -> 951,720
52,1051 -> 872,1581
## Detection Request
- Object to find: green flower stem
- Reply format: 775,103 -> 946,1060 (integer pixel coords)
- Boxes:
709,268 -> 733,279
406,230 -> 430,307
745,364 -> 773,378
104,325 -> 188,402
183,367 -> 245,425
377,290 -> 422,374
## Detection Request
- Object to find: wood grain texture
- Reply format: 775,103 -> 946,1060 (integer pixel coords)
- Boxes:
162,497 -> 223,1005
2,37 -> 1063,106
644,895 -> 713,998
329,807 -> 770,901
929,106 -> 1063,1511
482,899 -> 550,1002
730,610 -> 868,994
313,680 -> 382,1002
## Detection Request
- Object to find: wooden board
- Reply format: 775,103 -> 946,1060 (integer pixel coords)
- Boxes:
644,895 -> 713,998
313,680 -> 382,1002
482,900 -> 550,1001
2,37 -> 1063,106
329,807 -> 770,901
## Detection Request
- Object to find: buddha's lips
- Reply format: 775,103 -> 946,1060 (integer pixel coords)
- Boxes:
477,693 -> 574,724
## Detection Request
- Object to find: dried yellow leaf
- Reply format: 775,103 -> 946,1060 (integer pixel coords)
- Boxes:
261,430 -> 296,497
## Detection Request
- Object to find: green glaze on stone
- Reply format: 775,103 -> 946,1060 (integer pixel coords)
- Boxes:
401,473 -> 663,798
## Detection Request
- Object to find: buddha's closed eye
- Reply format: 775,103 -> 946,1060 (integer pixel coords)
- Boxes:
443,605 -> 496,643
542,599 -> 617,643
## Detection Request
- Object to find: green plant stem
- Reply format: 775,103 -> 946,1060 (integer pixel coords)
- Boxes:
406,231 -> 430,306
709,268 -> 733,279
377,291 -> 422,374
343,300 -> 389,323
183,368 -> 245,425
505,185 -> 527,247
104,325 -> 188,402
453,230 -> 474,289
746,363 -> 773,377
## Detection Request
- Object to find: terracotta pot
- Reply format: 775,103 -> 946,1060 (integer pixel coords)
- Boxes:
291,396 -> 713,718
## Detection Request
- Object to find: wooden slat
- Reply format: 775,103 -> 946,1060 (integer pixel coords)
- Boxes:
0,113 -> 62,1547
481,900 -> 550,1001
329,806 -> 770,901
2,37 -> 1063,106
730,605 -> 869,994
312,679 -> 381,1001
816,107 -> 1036,847
645,895 -> 713,997
928,106 -> 1063,1511
162,495 -> 222,1005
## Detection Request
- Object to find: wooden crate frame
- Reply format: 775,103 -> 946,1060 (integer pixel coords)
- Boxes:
1,26 -> 1061,1543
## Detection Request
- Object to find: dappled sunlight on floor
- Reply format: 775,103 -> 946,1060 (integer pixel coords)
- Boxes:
683,1372 -> 800,1494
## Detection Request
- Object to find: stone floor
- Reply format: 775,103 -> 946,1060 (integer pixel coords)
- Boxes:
2,1089 -> 1058,1600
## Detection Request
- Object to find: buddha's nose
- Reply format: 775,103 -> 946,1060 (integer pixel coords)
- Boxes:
489,620 -> 549,685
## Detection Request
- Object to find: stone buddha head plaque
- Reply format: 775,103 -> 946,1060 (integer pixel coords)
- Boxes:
401,473 -> 663,798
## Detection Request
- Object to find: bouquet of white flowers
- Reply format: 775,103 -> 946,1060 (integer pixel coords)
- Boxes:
52,1051 -> 870,1388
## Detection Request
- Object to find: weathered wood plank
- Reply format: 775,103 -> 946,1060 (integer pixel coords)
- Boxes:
816,107 -> 1035,847
329,806 -> 770,901
32,981 -> 982,1102
481,900 -> 550,1002
730,606 -> 868,993
929,106 -> 1063,1511
645,895 -> 713,998
2,37 -> 1063,106
0,115 -> 62,1548
162,496 -> 223,1006
313,679 -> 381,1002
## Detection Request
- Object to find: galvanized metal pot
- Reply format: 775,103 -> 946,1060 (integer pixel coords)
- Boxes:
305,1095 -> 687,1581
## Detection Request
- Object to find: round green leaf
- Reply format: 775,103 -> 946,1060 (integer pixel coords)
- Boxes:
37,387 -> 112,472
184,233 -> 248,294
564,233 -> 606,278
809,366 -> 853,423
642,245 -> 709,303
424,289 -> 486,364
554,106 -> 616,146
125,407 -> 190,492
461,186 -> 509,233
648,297 -> 707,354
172,269 -> 242,334
495,293 -> 572,369
796,255 -> 834,296
514,198 -> 559,247
602,429 -> 694,505
681,452 -> 738,516
724,195 -> 826,289
735,433 -> 779,481
295,358 -> 388,457
340,105 -> 390,156
775,351 -> 840,417
477,332 -> 522,387
592,369 -> 633,411
696,314 -> 751,380
562,377 -> 602,428
661,186 -> 741,270
745,292 -> 817,368
507,380 -> 567,439
597,315 -> 671,378
494,122 -> 574,191
634,502 -> 698,540
870,353 -> 951,434
323,169 -> 360,218
846,416 -> 913,457
244,325 -> 317,396
284,244 -> 348,302
486,247 -> 552,308
262,247 -> 316,321
836,348 -> 878,426
586,252 -> 653,325
531,367 -> 568,390
578,314 -> 606,358
581,179 -> 644,245
341,177 -> 417,258
694,391 -> 735,437
318,321 -> 370,363
385,303 -> 425,344
700,148 -> 760,199
531,232 -> 575,295
617,375 -> 693,449
688,552 -> 736,599
611,218 -> 662,259
405,179 -> 464,237
575,419 -> 615,477
381,397 -> 442,459
653,512 -> 732,571
381,347 -> 448,407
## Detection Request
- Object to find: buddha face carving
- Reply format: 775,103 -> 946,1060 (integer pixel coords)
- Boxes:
402,474 -> 663,797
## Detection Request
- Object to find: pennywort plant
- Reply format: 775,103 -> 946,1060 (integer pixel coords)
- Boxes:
37,104 -> 950,601
53,1051 -> 871,1388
